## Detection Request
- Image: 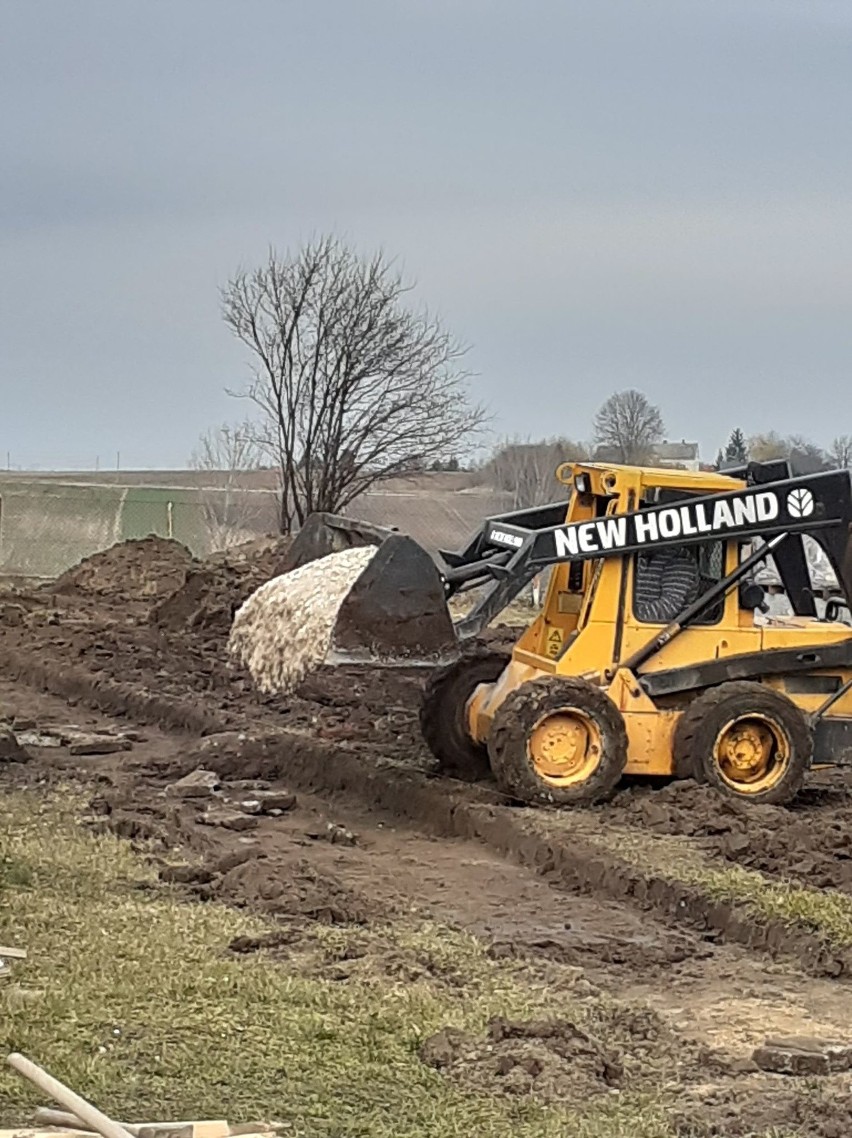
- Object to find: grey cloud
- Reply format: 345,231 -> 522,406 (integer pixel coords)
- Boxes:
1,0 -> 851,468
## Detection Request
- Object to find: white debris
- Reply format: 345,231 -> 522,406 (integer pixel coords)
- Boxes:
228,546 -> 376,693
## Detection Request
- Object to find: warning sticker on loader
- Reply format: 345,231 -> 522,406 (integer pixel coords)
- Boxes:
545,628 -> 564,659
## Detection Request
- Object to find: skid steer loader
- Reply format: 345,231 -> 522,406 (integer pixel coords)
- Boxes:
277,460 -> 852,806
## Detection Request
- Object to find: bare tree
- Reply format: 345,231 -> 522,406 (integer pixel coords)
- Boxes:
190,422 -> 272,551
830,435 -> 852,468
484,437 -> 589,509
222,237 -> 487,533
592,390 -> 664,464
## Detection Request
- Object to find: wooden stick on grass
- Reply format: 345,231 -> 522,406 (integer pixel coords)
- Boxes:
7,1053 -> 135,1138
34,1109 -> 93,1130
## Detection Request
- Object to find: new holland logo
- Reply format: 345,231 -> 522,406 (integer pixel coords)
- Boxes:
551,489 -> 783,559
787,487 -> 815,518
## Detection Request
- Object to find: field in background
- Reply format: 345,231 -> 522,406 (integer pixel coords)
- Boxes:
0,471 -> 511,581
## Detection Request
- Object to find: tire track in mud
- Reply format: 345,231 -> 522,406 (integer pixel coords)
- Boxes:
1,641 -> 848,977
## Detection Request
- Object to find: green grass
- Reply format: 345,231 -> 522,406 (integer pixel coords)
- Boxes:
545,813 -> 852,950
697,865 -> 852,948
0,787 -> 683,1138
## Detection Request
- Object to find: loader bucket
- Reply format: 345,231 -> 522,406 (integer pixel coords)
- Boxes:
280,512 -> 396,574
326,533 -> 460,667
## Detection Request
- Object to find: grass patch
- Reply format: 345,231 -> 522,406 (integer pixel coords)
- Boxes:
695,866 -> 852,949
544,813 -> 852,950
0,787 -> 680,1137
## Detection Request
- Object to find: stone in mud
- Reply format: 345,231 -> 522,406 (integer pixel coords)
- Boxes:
68,735 -> 132,756
202,807 -> 259,832
16,730 -> 63,748
753,1036 -> 852,1076
258,790 -> 298,813
0,602 -> 27,627
307,822 -> 357,846
238,799 -> 263,815
167,767 -> 221,798
225,778 -> 272,792
0,726 -> 30,763
237,789 -> 298,815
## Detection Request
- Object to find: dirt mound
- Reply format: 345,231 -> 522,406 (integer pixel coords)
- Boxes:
213,854 -> 380,924
605,781 -> 852,892
50,536 -> 195,603
152,536 -> 293,634
419,1007 -> 686,1106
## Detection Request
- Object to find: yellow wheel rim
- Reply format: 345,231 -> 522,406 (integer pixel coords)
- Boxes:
528,708 -> 602,786
712,714 -> 790,794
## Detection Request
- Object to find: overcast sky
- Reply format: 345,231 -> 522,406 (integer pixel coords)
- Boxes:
2,0 -> 851,470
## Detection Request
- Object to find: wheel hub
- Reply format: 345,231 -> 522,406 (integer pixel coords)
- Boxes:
714,715 -> 788,792
528,709 -> 601,785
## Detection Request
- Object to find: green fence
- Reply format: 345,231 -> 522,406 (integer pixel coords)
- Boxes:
0,480 -> 279,579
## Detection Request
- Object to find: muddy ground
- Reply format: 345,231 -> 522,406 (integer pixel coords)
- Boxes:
4,534 -> 852,887
4,536 -> 852,1134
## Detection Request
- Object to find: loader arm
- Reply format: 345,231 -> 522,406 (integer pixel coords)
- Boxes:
266,464 -> 852,675
445,467 -> 852,640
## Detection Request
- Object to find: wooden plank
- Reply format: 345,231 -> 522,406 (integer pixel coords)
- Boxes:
32,1116 -> 236,1138
33,1115 -> 192,1138
183,1126 -> 228,1138
0,947 -> 27,960
6,1054 -> 134,1138
33,1114 -> 94,1132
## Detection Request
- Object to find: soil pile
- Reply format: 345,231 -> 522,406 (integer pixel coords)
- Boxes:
604,781 -> 852,892
49,536 -> 195,603
420,1007 -> 686,1107
208,854 -> 380,924
153,536 -> 294,634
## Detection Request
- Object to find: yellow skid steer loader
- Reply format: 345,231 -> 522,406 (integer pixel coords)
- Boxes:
274,460 -> 852,806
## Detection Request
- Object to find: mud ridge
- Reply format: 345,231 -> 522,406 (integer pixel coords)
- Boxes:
0,646 -> 229,735
2,644 -> 848,977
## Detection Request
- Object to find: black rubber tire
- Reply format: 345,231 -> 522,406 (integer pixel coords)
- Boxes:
672,681 -> 812,805
487,677 -> 628,806
420,647 -> 508,781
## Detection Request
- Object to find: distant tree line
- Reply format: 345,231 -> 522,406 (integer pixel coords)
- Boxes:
716,429 -> 852,475
480,389 -> 665,506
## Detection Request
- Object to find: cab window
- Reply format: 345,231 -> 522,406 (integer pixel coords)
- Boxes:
633,541 -> 725,626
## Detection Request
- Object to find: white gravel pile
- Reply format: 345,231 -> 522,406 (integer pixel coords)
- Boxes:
228,545 -> 376,693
